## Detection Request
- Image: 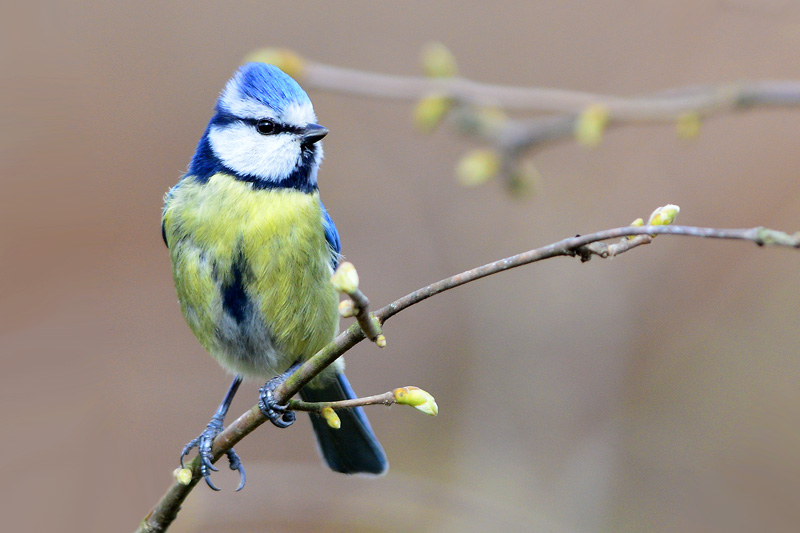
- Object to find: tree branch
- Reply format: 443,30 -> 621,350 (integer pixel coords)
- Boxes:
298,58 -> 800,188
137,223 -> 798,533
304,62 -> 800,118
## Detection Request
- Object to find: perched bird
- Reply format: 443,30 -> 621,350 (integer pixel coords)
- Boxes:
162,63 -> 388,489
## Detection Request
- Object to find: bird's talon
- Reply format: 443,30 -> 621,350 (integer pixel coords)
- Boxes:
203,472 -> 221,491
180,418 -> 246,490
227,449 -> 247,491
259,379 -> 296,428
180,440 -> 198,469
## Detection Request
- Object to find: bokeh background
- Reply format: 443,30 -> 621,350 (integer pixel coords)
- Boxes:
3,2 -> 800,531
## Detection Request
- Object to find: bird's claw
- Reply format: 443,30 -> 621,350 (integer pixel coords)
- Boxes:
180,418 -> 246,491
227,449 -> 246,491
259,378 -> 296,428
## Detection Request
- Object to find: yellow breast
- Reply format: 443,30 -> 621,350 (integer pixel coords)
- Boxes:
163,173 -> 339,378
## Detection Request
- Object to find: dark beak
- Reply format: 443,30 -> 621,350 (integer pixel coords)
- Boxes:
300,123 -> 328,145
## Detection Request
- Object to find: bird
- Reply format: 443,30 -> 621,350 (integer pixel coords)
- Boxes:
161,62 -> 388,489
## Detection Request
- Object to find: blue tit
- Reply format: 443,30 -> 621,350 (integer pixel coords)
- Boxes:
162,63 -> 388,489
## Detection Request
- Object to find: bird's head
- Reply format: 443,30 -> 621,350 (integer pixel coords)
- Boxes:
195,62 -> 327,188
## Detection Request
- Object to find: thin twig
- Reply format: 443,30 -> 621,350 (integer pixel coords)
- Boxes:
305,62 -> 800,119
305,62 -> 800,172
332,262 -> 385,345
288,391 -> 397,412
347,288 -> 384,343
136,224 -> 798,533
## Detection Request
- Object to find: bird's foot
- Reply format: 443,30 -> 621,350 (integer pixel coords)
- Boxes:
180,417 -> 246,491
258,376 -> 296,428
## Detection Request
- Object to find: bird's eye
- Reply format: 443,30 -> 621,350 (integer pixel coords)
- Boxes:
256,119 -> 277,135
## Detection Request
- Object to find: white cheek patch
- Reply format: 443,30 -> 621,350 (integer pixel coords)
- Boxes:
208,122 -> 299,182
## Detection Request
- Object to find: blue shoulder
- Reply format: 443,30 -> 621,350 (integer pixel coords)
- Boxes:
320,200 -> 341,269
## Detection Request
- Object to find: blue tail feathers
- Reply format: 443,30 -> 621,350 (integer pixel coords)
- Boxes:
299,372 -> 388,475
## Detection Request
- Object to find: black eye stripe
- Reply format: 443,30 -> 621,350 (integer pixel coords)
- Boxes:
240,117 -> 300,136
211,113 -> 302,135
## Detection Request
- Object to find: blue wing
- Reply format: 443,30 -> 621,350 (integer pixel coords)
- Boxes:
320,200 -> 341,269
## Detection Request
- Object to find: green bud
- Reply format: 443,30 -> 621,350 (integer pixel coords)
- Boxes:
394,386 -> 438,416
575,104 -> 610,148
414,94 -> 453,132
243,48 -> 306,79
421,42 -> 458,78
174,468 -> 192,486
321,407 -> 341,429
456,149 -> 501,187
338,300 -> 356,318
647,204 -> 680,226
331,262 -> 359,294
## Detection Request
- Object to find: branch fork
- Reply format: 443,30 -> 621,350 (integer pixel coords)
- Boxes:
331,261 -> 386,347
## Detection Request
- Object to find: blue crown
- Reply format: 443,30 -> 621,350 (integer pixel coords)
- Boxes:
218,63 -> 310,117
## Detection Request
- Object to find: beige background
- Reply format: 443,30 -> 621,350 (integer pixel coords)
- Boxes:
3,2 -> 800,531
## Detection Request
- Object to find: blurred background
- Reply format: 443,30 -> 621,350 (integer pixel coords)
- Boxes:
3,1 -> 800,531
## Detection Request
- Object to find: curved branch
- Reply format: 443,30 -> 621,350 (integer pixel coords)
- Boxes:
136,224 -> 798,532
